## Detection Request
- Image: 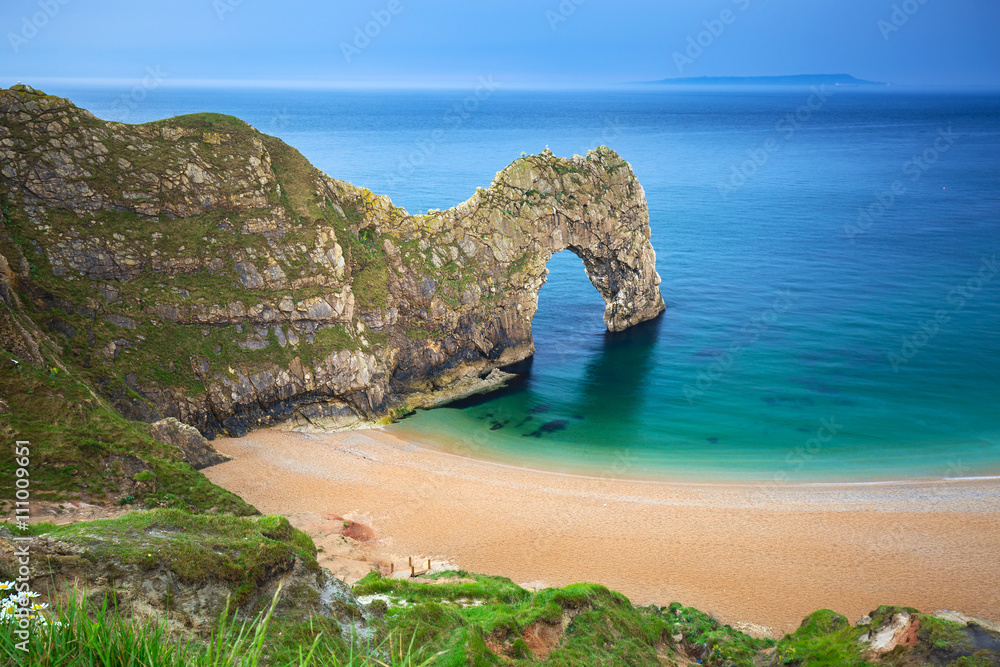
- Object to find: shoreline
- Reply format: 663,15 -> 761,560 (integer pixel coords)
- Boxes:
204,426 -> 1000,635
388,421 -> 1000,490
385,413 -> 1000,487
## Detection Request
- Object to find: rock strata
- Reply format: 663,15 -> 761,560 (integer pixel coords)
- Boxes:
150,417 -> 231,469
0,85 -> 664,437
0,515 -> 369,637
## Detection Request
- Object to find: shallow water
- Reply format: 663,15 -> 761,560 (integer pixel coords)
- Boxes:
57,85 -> 1000,482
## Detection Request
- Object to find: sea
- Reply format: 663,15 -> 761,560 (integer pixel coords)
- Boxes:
50,83 -> 1000,483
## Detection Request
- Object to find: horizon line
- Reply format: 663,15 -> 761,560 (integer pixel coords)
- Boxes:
5,76 -> 1000,92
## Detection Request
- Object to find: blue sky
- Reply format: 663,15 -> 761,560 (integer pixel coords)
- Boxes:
2,0 -> 998,88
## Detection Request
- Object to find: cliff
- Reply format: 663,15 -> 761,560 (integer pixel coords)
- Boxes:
5,521 -> 999,667
0,84 -> 664,437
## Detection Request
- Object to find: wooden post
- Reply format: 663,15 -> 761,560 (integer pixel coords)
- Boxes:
427,559 -> 431,572
390,562 -> 394,575
408,556 -> 413,568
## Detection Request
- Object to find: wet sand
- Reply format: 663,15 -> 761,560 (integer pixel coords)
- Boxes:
204,427 -> 1000,635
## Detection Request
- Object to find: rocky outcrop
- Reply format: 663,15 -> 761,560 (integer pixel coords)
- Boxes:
150,417 -> 230,469
0,512 -> 369,636
0,84 -> 664,437
857,607 -> 1000,664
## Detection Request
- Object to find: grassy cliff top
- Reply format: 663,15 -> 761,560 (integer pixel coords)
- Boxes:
0,352 -> 254,514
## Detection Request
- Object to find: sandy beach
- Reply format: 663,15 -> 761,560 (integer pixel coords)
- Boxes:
204,427 -> 1000,635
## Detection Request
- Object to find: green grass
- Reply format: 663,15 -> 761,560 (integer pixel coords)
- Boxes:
1,508 -> 998,666
549,163 -> 588,177
0,205 -> 365,398
10,510 -> 316,609
352,572 -> 775,666
354,571 -> 529,606
405,328 -> 433,341
948,653 -> 1000,667
0,355 -> 253,514
352,262 -> 390,309
0,588 -> 430,667
663,601 -> 774,665
768,609 -> 996,666
505,251 -> 535,278
2,87 -> 625,425
0,108 -> 392,401
773,609 -> 871,666
0,97 -> 378,405
158,112 -> 250,132
916,613 -> 974,653
2,567 -> 997,667
333,210 -> 390,311
1,589 -> 274,667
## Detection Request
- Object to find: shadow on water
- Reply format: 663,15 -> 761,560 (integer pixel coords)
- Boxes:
572,314 -> 663,443
439,359 -> 534,411
441,312 -> 664,445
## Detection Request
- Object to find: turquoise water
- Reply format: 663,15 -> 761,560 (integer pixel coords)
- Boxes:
55,86 -> 1000,482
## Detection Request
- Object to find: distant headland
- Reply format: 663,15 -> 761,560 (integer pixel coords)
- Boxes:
637,74 -> 888,87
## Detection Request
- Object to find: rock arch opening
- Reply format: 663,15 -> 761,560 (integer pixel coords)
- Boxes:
529,250 -> 609,364
389,147 -> 666,402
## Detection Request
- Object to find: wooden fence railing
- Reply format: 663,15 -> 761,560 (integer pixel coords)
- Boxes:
389,557 -> 432,578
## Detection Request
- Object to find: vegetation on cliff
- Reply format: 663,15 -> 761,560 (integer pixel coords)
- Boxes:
351,571 -> 774,665
2,556 -> 998,666
0,84 -> 663,438
0,352 -> 252,514
12,511 -> 318,606
1,84 -> 997,667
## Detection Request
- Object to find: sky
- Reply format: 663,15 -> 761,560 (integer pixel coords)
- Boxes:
2,0 -> 999,89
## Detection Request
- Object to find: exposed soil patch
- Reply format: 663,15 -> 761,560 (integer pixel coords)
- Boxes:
11,500 -> 130,525
336,516 -> 376,542
522,619 -> 564,660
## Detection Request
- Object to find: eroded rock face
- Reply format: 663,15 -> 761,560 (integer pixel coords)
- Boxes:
0,85 -> 664,436
0,519 -> 368,637
150,417 -> 230,469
